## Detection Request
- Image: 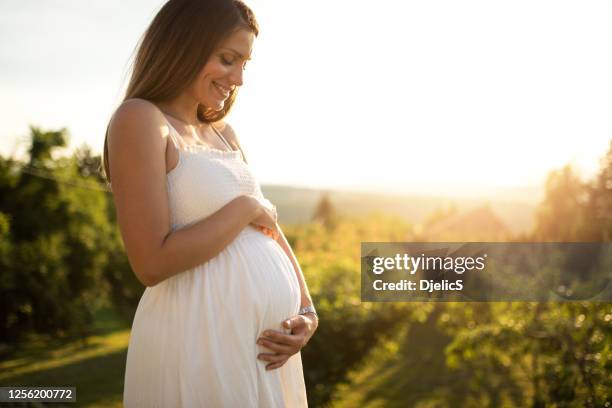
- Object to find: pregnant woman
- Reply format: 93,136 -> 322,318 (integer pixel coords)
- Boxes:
102,0 -> 318,406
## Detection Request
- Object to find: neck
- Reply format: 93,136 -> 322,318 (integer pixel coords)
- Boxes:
157,95 -> 201,127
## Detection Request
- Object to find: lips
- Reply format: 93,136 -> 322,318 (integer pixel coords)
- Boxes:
213,81 -> 231,98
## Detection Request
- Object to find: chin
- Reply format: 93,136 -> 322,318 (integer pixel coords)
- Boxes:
201,98 -> 225,112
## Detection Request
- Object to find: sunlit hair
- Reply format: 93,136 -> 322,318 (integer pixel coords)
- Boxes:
102,0 -> 258,183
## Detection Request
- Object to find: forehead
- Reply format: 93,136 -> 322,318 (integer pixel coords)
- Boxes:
216,28 -> 255,57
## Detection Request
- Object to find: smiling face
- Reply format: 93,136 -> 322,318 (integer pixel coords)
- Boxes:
188,27 -> 255,112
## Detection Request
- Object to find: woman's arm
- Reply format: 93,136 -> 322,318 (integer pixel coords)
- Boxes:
108,99 -> 263,287
153,196 -> 261,286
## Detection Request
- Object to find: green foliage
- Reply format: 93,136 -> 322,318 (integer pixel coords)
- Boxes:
439,302 -> 611,407
0,127 -> 120,342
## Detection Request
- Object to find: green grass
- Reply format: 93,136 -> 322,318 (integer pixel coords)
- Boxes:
0,306 -> 130,407
328,307 -> 525,408
328,308 -> 470,408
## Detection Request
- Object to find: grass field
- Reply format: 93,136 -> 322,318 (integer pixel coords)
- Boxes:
0,306 -> 130,407
329,306 -> 476,407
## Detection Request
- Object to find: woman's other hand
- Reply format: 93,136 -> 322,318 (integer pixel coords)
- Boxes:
256,313 -> 318,371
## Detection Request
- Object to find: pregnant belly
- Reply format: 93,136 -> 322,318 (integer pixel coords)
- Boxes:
209,226 -> 301,331
137,225 -> 301,345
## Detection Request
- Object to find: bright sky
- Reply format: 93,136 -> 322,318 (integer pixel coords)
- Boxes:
1,0 -> 611,196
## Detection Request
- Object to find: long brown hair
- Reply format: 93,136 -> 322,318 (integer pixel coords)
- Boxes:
102,0 -> 259,184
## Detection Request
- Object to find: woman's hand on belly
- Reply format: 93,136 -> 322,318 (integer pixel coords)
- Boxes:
256,314 -> 319,370
249,197 -> 279,239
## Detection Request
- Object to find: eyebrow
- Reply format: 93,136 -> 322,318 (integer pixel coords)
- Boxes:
220,47 -> 252,60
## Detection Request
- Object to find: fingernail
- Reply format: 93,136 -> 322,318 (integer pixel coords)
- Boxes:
264,331 -> 271,336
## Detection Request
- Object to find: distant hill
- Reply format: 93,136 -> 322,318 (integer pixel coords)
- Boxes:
421,204 -> 513,241
261,184 -> 538,235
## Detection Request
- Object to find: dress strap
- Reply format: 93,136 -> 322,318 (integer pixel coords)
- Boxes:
211,124 -> 249,164
210,124 -> 233,151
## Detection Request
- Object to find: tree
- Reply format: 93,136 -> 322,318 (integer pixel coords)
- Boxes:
74,143 -> 106,183
312,193 -> 337,230
584,140 -> 612,241
0,127 -> 113,343
534,165 -> 590,241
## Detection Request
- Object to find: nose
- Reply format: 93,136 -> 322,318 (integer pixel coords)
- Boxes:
229,65 -> 244,87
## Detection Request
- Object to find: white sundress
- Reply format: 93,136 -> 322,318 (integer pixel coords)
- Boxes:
122,118 -> 309,407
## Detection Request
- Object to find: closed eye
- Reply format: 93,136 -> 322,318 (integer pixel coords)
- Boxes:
221,54 -> 249,71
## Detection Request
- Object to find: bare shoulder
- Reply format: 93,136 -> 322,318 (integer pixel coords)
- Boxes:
107,98 -> 169,183
107,99 -> 168,163
109,98 -> 166,141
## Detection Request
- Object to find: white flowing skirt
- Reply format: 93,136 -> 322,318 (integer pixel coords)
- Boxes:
123,226 -> 308,407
